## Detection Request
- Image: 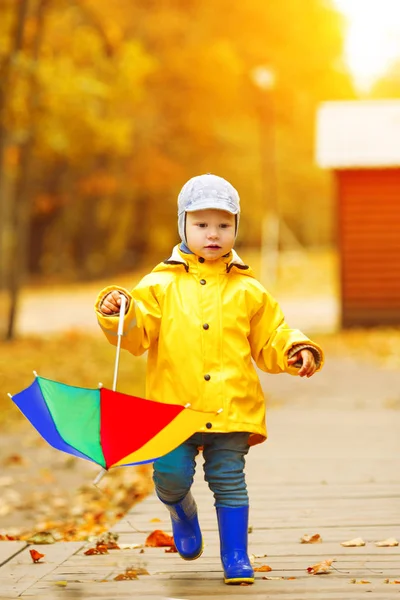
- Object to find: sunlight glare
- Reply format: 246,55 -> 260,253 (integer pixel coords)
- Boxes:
334,0 -> 400,90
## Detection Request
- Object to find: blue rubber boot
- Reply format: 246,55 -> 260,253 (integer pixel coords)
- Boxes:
163,491 -> 203,560
216,506 -> 254,584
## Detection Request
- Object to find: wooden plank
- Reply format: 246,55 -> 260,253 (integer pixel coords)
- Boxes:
0,542 -> 27,566
23,574 -> 400,600
0,542 -> 84,597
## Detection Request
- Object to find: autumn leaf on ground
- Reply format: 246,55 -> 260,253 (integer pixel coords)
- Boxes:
114,570 -> 138,581
84,543 -> 109,555
150,517 -> 161,523
301,534 -> 322,544
254,565 -> 272,572
165,544 -> 178,553
384,579 -> 400,584
134,567 -> 150,575
26,531 -> 57,544
29,549 -> 45,563
250,553 -> 268,564
114,567 -> 149,580
3,454 -> 26,466
307,559 -> 334,574
341,537 -> 365,547
375,538 -> 399,547
145,530 -> 174,547
263,576 -> 297,580
94,532 -> 119,547
350,579 -> 371,584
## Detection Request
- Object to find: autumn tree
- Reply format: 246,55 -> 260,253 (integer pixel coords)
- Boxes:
0,0 -> 354,339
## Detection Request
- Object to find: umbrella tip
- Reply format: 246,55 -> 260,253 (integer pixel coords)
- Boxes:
216,408 -> 223,414
184,403 -> 191,408
33,371 -> 38,378
98,382 -> 103,388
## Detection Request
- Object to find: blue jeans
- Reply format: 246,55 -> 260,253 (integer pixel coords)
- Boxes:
153,432 -> 250,508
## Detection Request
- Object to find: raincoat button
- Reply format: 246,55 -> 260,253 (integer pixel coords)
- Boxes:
204,374 -> 211,381
200,279 -> 206,285
203,323 -> 209,330
206,422 -> 212,429
198,257 -> 205,263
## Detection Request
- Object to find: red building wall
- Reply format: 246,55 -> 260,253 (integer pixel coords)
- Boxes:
336,168 -> 400,327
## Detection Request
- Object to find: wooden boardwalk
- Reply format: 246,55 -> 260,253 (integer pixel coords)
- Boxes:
0,404 -> 399,599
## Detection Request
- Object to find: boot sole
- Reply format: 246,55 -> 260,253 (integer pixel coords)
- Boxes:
224,576 -> 254,585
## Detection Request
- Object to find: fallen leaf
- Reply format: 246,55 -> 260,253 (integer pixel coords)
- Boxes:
307,559 -> 334,575
94,532 -> 119,546
3,454 -> 26,466
150,517 -> 161,523
114,570 -> 138,581
0,534 -> 19,541
165,545 -> 178,553
105,540 -> 120,550
145,530 -> 175,547
84,544 -> 109,555
375,538 -> 399,547
350,579 -> 371,584
301,534 -> 322,544
119,543 -> 143,550
250,552 -> 268,564
384,579 -> 400,584
29,549 -> 45,563
134,567 -> 150,575
54,581 -> 68,587
254,565 -> 272,572
26,531 -> 57,544
341,537 -> 366,547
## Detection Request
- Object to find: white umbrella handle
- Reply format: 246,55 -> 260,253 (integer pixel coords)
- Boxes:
93,294 -> 127,487
112,294 -> 127,392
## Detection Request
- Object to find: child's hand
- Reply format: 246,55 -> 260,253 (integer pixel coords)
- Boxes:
288,349 -> 317,378
100,291 -> 127,315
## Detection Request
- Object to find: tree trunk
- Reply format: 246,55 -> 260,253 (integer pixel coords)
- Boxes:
5,0 -> 50,340
0,0 -> 30,295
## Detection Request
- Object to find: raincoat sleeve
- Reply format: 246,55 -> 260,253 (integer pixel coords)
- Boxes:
248,291 -> 323,375
94,279 -> 162,356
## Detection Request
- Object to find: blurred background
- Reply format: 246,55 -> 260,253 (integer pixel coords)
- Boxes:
0,0 -> 400,542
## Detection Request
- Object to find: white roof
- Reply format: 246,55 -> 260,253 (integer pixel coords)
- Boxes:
316,100 -> 400,168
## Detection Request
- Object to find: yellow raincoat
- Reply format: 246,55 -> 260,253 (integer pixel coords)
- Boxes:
95,246 -> 323,445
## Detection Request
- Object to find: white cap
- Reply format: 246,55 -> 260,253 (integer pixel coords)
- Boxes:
177,174 -> 240,243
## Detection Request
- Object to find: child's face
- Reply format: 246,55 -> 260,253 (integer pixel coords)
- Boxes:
185,209 -> 236,261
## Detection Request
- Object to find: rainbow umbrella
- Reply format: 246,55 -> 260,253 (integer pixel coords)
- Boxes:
8,296 -> 222,482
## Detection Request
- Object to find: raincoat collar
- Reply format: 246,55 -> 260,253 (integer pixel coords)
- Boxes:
161,245 -> 251,274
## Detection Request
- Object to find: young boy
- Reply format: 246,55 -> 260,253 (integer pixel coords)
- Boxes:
95,173 -> 323,585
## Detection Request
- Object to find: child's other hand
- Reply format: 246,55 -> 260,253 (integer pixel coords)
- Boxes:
288,349 -> 316,378
101,291 -> 125,315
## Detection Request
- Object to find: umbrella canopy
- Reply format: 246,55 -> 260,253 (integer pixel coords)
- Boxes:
10,375 -> 220,469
